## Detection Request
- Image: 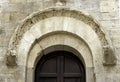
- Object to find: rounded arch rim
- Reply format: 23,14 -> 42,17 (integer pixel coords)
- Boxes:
6,7 -> 116,67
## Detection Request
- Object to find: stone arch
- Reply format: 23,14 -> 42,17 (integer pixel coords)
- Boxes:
6,7 -> 116,66
33,45 -> 86,82
27,32 -> 93,68
26,32 -> 94,82
34,45 -> 86,68
6,7 -> 116,82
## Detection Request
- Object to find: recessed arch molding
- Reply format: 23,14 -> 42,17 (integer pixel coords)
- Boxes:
6,7 -> 116,66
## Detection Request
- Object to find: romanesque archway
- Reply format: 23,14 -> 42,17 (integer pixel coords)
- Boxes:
6,7 -> 116,82
26,32 -> 93,82
35,50 -> 85,82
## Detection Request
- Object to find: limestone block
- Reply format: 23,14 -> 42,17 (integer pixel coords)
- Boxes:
0,27 -> 4,35
100,13 -> 118,20
0,22 -> 18,31
0,13 -> 10,22
1,3 -> 24,12
0,76 -> 5,82
0,47 -> 7,57
39,34 -> 64,49
86,67 -> 95,82
53,17 -> 64,30
111,36 -> 120,47
0,7 -> 1,13
27,0 -> 36,2
17,40 -> 31,65
96,74 -> 105,82
22,30 -> 36,44
100,20 -> 116,29
29,24 -> 42,39
7,77 -> 16,82
116,49 -> 120,64
89,12 -> 101,21
10,0 -> 26,3
43,0 -> 55,8
100,1 -> 116,12
3,29 -> 14,38
26,68 -> 33,82
1,34 -> 12,47
104,74 -> 120,82
24,2 -> 34,13
0,0 -> 9,3
10,12 -> 28,22
80,0 -> 99,12
109,29 -> 120,37
28,43 -> 42,68
13,65 -> 26,82
0,30 -> 5,46
33,1 -> 43,11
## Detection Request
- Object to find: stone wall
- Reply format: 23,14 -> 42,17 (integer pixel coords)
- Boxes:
0,0 -> 120,82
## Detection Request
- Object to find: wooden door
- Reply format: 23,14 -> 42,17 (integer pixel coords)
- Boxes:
35,51 -> 85,82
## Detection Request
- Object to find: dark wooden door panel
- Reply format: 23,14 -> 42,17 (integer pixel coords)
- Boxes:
40,57 -> 57,73
64,73 -> 81,78
39,73 -> 57,77
35,51 -> 85,82
64,55 -> 80,73
39,78 -> 56,82
64,78 -> 80,82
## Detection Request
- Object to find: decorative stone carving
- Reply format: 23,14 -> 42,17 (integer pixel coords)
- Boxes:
55,0 -> 66,6
6,7 -> 116,66
6,49 -> 17,66
103,45 -> 116,66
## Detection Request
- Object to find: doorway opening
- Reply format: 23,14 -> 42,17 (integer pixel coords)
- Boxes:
35,51 -> 85,82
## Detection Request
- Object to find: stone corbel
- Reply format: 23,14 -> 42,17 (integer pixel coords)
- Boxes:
103,45 -> 116,66
6,49 -> 17,66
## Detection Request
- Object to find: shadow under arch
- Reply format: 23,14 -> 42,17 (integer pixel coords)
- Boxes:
34,45 -> 86,68
34,45 -> 86,82
27,30 -> 94,69
26,31 -> 94,82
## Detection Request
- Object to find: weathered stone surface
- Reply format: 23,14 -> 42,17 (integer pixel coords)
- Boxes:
27,0 -> 36,2
103,46 -> 116,65
0,13 -> 10,22
6,54 -> 17,66
0,76 -> 5,82
0,0 -> 119,82
100,19 -> 118,30
100,0 -> 116,12
5,9 -> 113,65
10,12 -> 28,22
0,0 -> 9,3
1,3 -> 24,12
113,37 -> 120,46
10,0 -> 26,3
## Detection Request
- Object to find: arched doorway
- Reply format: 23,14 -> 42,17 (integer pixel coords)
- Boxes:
6,8 -> 116,82
35,51 -> 85,82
